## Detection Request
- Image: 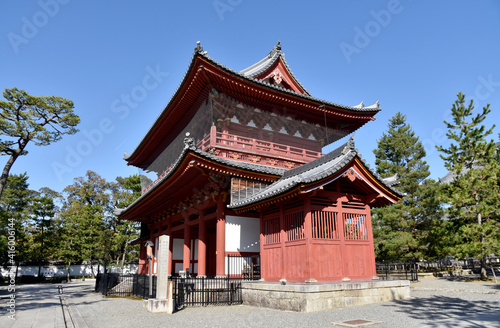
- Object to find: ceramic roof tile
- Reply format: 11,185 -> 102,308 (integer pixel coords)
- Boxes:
228,136 -> 403,209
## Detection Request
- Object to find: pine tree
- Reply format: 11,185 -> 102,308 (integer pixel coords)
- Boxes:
436,92 -> 500,280
30,188 -> 58,277
108,175 -> 141,271
0,88 -> 80,199
58,171 -> 112,278
0,174 -> 33,268
372,112 -> 441,260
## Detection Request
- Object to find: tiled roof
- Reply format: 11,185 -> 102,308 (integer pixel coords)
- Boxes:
116,133 -> 403,217
228,136 -> 403,209
239,42 -> 282,78
196,43 -> 379,113
239,41 -> 311,96
115,134 -> 285,217
125,41 -> 380,163
382,173 -> 399,186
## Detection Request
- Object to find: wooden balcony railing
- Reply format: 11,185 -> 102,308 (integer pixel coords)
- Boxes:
141,128 -> 323,194
198,129 -> 323,163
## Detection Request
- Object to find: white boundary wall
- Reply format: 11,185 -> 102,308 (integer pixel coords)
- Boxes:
1,263 -> 139,278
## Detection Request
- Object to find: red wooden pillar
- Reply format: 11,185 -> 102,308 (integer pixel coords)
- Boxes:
198,210 -> 207,277
216,199 -> 226,277
147,223 -> 156,274
365,204 -> 377,278
259,210 -> 266,281
183,223 -> 191,273
337,198 -> 349,281
304,197 -> 315,282
279,205 -> 286,280
210,124 -> 217,146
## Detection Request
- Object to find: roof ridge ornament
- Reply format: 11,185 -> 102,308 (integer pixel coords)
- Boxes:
365,100 -> 379,109
382,173 -> 399,186
194,41 -> 204,54
184,132 -> 195,148
342,134 -> 355,155
269,40 -> 282,58
353,101 -> 364,109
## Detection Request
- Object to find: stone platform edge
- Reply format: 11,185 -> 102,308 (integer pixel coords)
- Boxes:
241,280 -> 410,312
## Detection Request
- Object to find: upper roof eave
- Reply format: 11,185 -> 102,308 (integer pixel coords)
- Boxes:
124,42 -> 381,164
239,41 -> 311,96
116,138 -> 286,219
228,136 -> 403,210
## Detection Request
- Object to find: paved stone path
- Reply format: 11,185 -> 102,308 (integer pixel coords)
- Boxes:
1,277 -> 499,327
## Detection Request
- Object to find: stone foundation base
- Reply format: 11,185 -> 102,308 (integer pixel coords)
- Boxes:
145,298 -> 174,314
242,280 -> 410,312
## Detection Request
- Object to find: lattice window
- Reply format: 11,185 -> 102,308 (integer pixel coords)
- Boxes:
312,211 -> 339,239
285,211 -> 304,241
343,213 -> 368,240
264,217 -> 280,245
230,178 -> 269,204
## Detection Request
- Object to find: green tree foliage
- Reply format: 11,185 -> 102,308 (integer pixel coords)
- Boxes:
57,171 -> 112,278
372,112 -> 442,260
55,172 -> 141,277
0,88 -> 80,199
30,187 -> 59,276
436,92 -> 500,279
0,173 -> 34,268
107,175 -> 141,270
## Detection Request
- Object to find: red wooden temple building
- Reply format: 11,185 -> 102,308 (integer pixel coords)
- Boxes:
115,41 -> 401,283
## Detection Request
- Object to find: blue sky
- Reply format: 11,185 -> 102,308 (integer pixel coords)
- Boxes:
1,0 -> 499,193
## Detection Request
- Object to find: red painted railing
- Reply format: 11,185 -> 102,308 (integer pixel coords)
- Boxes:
198,129 -> 323,162
141,128 -> 324,194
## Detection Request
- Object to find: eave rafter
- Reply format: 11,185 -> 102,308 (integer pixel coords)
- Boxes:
233,188 -> 303,214
120,151 -> 282,223
200,64 -> 376,122
126,50 -> 378,167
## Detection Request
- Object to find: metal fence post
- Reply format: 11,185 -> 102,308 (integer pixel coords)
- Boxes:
103,274 -> 108,296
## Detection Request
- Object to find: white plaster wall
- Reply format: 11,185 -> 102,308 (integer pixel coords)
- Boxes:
193,239 -> 198,260
225,216 -> 260,252
174,263 -> 183,274
1,264 -> 139,277
172,238 -> 198,260
172,238 -> 183,260
172,238 -> 199,274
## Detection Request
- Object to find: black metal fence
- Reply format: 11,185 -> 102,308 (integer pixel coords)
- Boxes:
227,255 -> 260,280
171,276 -> 242,310
376,257 -> 500,281
95,273 -> 157,299
376,261 -> 418,281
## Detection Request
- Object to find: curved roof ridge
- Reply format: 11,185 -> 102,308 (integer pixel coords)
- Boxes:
116,135 -> 285,217
239,41 -> 282,77
228,136 -> 403,209
239,41 -> 311,96
125,41 -> 379,162
209,47 -> 378,113
228,140 -> 356,209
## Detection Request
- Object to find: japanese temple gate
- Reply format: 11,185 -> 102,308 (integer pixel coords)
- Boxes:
115,41 -> 401,283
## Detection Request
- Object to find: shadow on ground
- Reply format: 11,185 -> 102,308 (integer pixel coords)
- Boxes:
385,293 -> 500,327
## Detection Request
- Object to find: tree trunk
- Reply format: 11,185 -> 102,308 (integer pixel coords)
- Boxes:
476,195 -> 488,280
120,241 -> 129,272
38,224 -> 44,280
481,256 -> 488,280
0,141 -> 27,200
0,153 -> 19,200
67,262 -> 71,282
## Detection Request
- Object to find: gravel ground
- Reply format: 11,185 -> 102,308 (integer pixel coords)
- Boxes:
60,277 -> 500,328
1,277 -> 498,328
